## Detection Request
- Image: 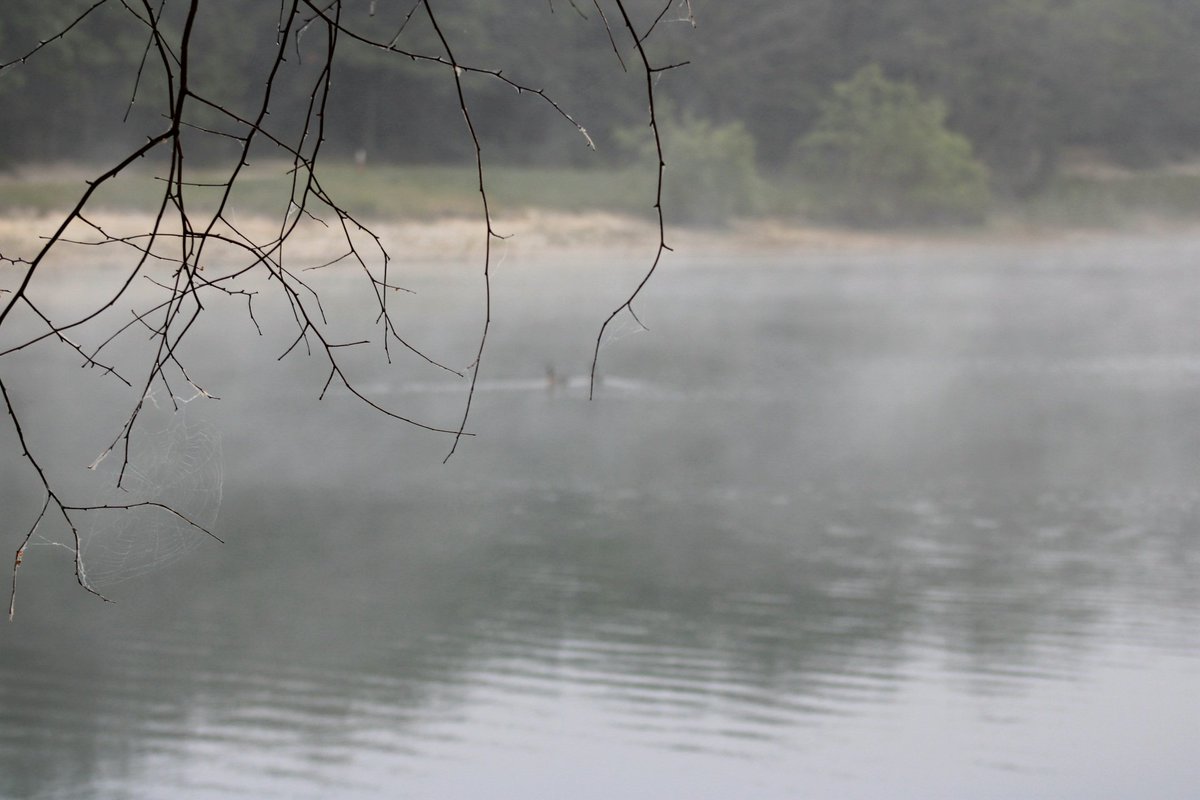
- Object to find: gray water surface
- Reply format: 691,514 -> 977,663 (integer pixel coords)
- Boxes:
2,235 -> 1198,798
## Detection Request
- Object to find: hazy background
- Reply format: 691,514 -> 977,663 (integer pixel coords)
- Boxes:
3,0 -> 1200,227
1,2 -> 1199,798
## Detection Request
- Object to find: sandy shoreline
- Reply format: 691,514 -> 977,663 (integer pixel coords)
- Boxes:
2,207 -> 1198,276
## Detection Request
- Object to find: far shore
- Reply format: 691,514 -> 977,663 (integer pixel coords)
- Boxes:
4,158 -> 1200,274
4,207 -> 1199,277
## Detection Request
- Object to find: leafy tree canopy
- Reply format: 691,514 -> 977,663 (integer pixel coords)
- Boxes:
794,65 -> 989,226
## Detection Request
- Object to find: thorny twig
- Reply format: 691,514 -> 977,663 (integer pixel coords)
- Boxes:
590,0 -> 680,399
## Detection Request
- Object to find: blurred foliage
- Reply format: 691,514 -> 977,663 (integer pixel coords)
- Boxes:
1,0 -> 1199,223
1005,169 -> 1200,229
618,114 -> 762,226
792,65 -> 989,226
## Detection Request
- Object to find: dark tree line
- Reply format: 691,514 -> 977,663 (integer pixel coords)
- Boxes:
4,0 -> 1200,196
663,0 -> 1200,195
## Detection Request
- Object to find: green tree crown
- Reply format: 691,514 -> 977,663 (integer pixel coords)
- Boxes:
794,64 -> 990,226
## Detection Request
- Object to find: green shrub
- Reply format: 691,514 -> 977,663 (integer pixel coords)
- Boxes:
792,65 -> 990,226
618,114 -> 762,226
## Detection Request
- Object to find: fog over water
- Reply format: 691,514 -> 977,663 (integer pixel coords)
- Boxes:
1,233 -> 1198,799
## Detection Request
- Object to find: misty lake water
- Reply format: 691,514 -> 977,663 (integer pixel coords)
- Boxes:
1,233 -> 1198,799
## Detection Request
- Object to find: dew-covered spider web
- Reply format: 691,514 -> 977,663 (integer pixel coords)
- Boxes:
597,308 -> 648,353
74,392 -> 224,589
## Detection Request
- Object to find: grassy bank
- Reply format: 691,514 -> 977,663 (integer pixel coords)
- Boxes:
3,160 -> 1199,232
0,162 -> 653,221
1000,171 -> 1200,229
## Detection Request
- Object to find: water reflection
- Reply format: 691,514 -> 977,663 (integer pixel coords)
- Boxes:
2,235 -> 1199,798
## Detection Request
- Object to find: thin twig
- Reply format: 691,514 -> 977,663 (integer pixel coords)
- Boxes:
590,0 -> 676,398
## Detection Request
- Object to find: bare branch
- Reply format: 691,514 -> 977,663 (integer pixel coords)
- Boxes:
590,0 -> 676,398
0,0 -> 112,71
592,0 -> 628,72
1,0 -> 688,616
419,0 -> 496,462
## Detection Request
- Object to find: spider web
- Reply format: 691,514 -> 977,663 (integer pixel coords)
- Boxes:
598,307 -> 648,353
74,395 -> 224,589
